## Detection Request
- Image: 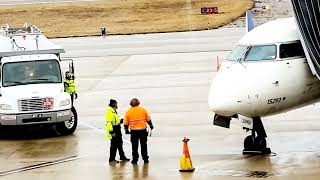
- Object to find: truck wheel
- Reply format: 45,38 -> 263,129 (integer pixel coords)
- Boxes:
55,107 -> 77,135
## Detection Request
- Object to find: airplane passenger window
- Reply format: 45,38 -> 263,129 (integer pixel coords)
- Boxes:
280,42 -> 305,58
225,45 -> 248,61
244,45 -> 276,61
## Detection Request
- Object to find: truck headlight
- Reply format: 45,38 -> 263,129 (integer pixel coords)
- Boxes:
59,99 -> 70,107
0,104 -> 12,110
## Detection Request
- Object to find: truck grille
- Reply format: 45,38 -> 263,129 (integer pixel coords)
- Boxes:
18,98 -> 54,112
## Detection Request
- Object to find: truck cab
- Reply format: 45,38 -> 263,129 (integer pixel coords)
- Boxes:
0,24 -> 77,135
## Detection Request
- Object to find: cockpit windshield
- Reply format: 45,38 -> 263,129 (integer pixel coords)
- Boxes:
225,45 -> 248,61
226,45 -> 276,61
245,45 -> 276,61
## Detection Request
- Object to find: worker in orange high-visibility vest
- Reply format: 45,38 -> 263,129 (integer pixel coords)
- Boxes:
124,98 -> 154,164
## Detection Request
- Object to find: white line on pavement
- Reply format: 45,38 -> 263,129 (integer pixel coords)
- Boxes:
79,121 -> 132,144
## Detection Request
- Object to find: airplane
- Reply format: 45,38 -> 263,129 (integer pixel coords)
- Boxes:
208,0 -> 320,154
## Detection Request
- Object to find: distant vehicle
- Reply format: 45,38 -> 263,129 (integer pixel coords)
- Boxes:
208,4 -> 320,154
0,24 -> 77,135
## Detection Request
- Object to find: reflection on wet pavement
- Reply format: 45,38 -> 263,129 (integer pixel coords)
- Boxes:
0,126 -> 58,140
109,163 -> 150,179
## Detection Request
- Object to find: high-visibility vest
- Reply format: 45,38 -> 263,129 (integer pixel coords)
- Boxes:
124,106 -> 151,130
106,106 -> 121,139
64,79 -> 77,94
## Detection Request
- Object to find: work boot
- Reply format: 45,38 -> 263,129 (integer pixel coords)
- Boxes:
131,160 -> 138,164
109,160 -> 119,165
120,157 -> 130,161
143,159 -> 149,164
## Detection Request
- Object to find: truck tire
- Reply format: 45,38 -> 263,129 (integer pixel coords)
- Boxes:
55,107 -> 77,135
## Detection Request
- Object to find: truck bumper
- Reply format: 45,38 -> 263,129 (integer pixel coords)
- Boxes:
0,109 -> 72,125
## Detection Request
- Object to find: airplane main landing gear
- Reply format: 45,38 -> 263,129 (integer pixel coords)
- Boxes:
242,117 -> 271,155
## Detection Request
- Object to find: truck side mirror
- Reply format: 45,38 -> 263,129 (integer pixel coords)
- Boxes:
68,60 -> 75,80
69,60 -> 74,74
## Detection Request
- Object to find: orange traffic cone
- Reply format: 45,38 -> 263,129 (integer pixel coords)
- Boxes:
179,137 -> 195,172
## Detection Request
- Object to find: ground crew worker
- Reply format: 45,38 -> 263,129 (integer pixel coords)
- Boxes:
64,71 -> 78,106
106,99 -> 130,164
124,98 -> 154,164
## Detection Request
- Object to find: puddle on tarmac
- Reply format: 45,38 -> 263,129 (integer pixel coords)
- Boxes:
205,170 -> 274,178
245,171 -> 274,178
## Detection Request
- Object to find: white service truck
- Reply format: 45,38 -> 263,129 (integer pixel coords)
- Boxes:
0,24 -> 77,135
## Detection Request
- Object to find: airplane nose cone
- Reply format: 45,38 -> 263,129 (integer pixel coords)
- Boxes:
208,70 -> 239,117
208,85 -> 232,116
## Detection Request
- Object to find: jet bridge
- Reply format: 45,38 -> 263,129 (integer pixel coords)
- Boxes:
0,24 -> 65,58
291,0 -> 320,80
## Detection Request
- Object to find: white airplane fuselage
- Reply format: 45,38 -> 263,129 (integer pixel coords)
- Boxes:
209,18 -> 320,118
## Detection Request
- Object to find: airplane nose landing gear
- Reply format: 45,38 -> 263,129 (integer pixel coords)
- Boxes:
243,117 -> 271,155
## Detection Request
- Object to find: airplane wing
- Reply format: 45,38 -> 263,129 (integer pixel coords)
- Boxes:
291,0 -> 320,80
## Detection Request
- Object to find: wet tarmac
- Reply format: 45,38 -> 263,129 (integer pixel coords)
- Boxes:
1,28 -> 320,180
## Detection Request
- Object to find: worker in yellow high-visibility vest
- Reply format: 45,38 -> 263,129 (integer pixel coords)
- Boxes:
64,71 -> 78,106
106,99 -> 130,164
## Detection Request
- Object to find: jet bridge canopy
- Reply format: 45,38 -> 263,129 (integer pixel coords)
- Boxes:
291,0 -> 320,79
0,24 -> 65,58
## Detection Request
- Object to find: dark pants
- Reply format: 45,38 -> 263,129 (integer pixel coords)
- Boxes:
130,129 -> 149,161
109,125 -> 126,161
70,94 -> 74,106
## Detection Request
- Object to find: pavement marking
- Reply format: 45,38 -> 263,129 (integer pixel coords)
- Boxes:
79,121 -> 131,144
194,154 -> 262,170
64,49 -> 231,58
0,155 -> 88,177
79,121 -> 105,134
194,160 -> 228,170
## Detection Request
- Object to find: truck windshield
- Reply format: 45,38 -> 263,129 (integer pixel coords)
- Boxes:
2,60 -> 62,87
